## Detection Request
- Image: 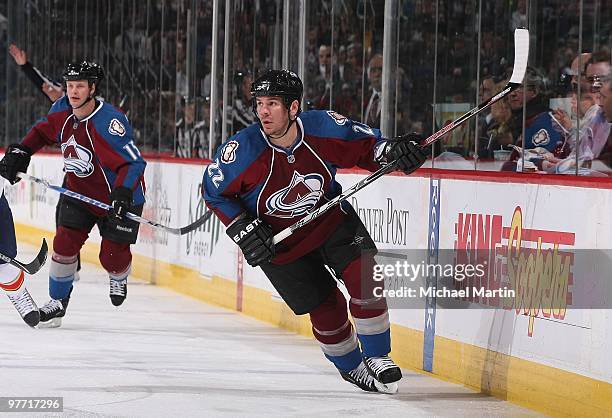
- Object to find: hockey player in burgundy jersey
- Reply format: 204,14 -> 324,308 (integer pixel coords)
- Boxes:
0,179 -> 40,327
203,69 -> 427,393
0,61 -> 146,327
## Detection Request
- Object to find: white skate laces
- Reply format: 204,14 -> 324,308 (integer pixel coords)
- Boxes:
7,289 -> 40,327
109,278 -> 127,306
40,299 -> 63,315
363,355 -> 403,384
38,298 -> 66,328
340,362 -> 379,392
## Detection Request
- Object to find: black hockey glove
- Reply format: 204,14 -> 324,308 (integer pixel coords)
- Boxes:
108,186 -> 133,221
226,215 -> 275,267
0,143 -> 32,184
378,133 -> 427,175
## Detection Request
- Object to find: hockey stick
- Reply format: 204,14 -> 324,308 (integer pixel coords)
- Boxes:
273,28 -> 529,245
0,239 -> 48,274
16,172 -> 212,235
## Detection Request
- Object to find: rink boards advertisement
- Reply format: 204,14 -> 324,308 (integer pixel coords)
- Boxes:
7,155 -> 612,414
432,178 -> 612,384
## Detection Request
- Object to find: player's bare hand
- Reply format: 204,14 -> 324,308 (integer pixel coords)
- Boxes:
8,44 -> 27,65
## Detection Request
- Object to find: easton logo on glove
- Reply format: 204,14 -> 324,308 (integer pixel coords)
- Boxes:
232,218 -> 263,243
226,215 -> 275,267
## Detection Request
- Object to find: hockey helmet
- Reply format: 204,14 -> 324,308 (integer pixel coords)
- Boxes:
62,61 -> 105,87
251,69 -> 303,113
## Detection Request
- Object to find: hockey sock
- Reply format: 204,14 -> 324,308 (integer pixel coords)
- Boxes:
49,275 -> 74,300
49,253 -> 77,299
324,345 -> 363,372
109,262 -> 130,282
340,257 -> 392,357
310,287 -> 362,371
357,327 -> 391,358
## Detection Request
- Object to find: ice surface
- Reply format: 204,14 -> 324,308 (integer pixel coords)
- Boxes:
0,243 -> 543,417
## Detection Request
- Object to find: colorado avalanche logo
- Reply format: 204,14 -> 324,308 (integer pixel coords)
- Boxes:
108,118 -> 126,136
265,171 -> 324,218
61,135 -> 94,178
532,128 -> 550,146
326,110 -> 347,125
221,140 -> 239,164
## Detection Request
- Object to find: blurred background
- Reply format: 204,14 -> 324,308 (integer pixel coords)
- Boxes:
1,0 -> 611,175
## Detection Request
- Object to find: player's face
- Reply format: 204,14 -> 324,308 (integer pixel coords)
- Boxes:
66,80 -> 93,108
256,96 -> 291,136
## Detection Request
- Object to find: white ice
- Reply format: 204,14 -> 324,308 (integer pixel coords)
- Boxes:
0,243 -> 543,417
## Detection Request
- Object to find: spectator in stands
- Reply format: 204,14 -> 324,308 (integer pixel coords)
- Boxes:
312,44 -> 340,110
344,42 -> 364,89
478,74 -> 512,158
596,67 -> 612,168
502,67 -> 568,172
551,51 -> 611,163
510,0 -> 528,32
600,69 -> 612,123
230,70 -> 256,134
364,53 -> 383,128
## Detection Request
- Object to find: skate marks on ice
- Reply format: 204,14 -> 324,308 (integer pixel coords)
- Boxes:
0,244 -> 543,418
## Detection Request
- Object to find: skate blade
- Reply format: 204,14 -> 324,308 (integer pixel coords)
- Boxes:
37,317 -> 62,328
375,381 -> 399,394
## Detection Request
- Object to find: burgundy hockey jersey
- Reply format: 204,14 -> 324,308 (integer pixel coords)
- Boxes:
203,110 -> 384,264
21,97 -> 146,216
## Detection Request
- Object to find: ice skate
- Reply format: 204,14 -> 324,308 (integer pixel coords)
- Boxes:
7,289 -> 39,327
340,361 -> 379,392
339,361 -> 398,394
364,355 -> 402,384
39,288 -> 72,328
109,278 -> 127,306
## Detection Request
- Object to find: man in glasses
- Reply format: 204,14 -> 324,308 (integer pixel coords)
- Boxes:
552,50 -> 611,161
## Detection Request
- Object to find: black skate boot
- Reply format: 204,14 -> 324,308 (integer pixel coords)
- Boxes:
109,278 -> 127,306
7,289 -> 40,327
363,355 -> 403,384
39,287 -> 72,328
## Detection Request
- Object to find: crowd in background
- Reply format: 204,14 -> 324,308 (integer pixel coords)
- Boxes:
1,0 -> 611,175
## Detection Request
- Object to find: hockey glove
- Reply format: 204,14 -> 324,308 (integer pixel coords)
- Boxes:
0,143 -> 32,184
108,186 -> 133,221
378,133 -> 427,175
226,215 -> 275,267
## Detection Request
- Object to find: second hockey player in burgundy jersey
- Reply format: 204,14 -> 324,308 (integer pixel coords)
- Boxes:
204,69 -> 427,393
0,61 -> 146,327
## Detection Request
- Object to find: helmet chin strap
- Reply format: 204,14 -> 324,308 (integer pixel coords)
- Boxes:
267,113 -> 297,140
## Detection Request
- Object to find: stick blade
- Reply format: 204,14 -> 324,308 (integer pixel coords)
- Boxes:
509,28 -> 530,85
20,238 -> 48,275
36,238 -> 49,267
178,210 -> 212,235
